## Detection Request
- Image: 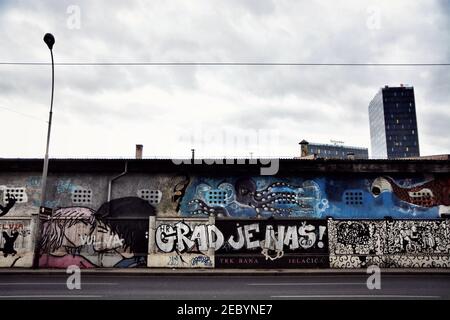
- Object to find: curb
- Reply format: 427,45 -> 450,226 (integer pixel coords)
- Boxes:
1,268 -> 450,276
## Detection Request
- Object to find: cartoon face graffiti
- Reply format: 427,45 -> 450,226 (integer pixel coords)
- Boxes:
39,197 -> 156,268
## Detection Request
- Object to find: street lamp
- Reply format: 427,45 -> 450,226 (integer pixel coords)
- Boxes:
32,33 -> 55,268
41,33 -> 55,206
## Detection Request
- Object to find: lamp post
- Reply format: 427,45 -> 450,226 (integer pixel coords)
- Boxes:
32,33 -> 55,268
41,33 -> 55,206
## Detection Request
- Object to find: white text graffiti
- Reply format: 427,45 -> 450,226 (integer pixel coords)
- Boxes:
155,222 -> 326,253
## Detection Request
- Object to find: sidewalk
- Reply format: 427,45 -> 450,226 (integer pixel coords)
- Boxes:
1,268 -> 450,276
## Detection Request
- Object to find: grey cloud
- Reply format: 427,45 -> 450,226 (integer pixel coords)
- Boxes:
0,0 -> 448,158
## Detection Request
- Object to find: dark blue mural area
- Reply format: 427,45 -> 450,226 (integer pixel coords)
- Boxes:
179,176 -> 450,219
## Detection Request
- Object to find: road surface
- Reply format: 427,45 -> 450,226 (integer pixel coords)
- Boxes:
0,273 -> 449,300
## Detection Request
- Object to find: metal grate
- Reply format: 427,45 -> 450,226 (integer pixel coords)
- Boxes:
3,187 -> 27,203
410,191 -> 433,207
71,189 -> 92,204
138,189 -> 162,204
206,190 -> 227,205
344,191 -> 363,206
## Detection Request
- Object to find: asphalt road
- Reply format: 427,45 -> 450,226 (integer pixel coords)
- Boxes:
0,273 -> 449,300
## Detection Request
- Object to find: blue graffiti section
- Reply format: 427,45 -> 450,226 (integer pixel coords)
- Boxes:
179,176 -> 444,219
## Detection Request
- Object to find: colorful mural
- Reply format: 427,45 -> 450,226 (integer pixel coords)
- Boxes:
179,176 -> 450,219
39,197 -> 155,268
1,169 -> 449,269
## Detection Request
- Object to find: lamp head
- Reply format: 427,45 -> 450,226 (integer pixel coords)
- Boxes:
43,33 -> 55,50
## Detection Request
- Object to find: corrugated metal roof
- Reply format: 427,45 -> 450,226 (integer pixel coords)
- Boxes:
0,157 -> 449,174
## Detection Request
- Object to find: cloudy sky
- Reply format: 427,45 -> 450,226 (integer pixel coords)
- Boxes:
0,0 -> 449,159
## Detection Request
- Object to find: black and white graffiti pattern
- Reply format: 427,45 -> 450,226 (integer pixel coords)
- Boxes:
329,219 -> 450,268
386,220 -> 450,254
328,220 -> 385,255
329,255 -> 385,268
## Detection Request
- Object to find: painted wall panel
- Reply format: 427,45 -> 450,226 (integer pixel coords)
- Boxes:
329,219 -> 450,268
215,219 -> 329,268
149,218 -> 214,268
179,176 -> 450,219
39,197 -> 154,268
0,219 -> 32,267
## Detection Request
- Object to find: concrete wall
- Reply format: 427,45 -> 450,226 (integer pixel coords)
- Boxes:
0,159 -> 449,268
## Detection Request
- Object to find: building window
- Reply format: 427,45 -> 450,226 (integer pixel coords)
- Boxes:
412,130 -> 415,134
138,189 -> 162,204
3,187 -> 27,203
72,189 -> 92,204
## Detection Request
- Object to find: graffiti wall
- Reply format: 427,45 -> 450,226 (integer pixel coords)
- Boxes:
215,219 -> 329,268
149,217 -> 450,269
148,218 -> 329,269
179,176 -> 450,219
1,167 -> 449,268
329,219 -> 450,268
148,218 -> 214,268
39,197 -> 155,268
0,219 -> 33,267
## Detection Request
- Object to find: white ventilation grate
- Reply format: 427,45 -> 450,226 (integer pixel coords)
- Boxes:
138,189 -> 162,204
71,189 -> 92,204
3,187 -> 27,203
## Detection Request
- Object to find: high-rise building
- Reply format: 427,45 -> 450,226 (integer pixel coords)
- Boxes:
368,85 -> 420,159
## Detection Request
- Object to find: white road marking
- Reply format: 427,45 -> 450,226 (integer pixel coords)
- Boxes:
271,295 -> 440,299
0,282 -> 118,285
0,295 -> 103,298
248,282 -> 364,286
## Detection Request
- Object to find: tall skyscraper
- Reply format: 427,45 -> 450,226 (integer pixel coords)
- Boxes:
368,85 -> 420,159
